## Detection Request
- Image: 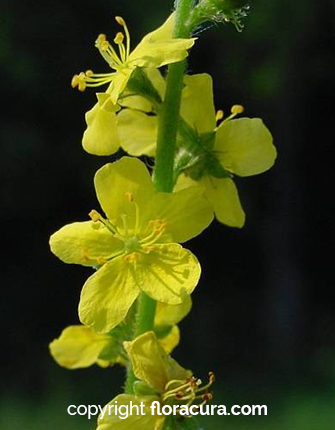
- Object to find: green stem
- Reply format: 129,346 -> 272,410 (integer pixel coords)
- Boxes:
134,292 -> 157,336
153,0 -> 194,192
124,292 -> 157,394
124,0 -> 193,394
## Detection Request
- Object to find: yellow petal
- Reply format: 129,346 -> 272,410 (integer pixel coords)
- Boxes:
134,244 -> 201,305
82,93 -> 120,156
106,68 -> 134,104
97,395 -> 164,430
157,325 -> 180,355
181,74 -> 216,133
174,173 -> 198,192
94,157 -> 156,225
118,110 -> 157,156
215,118 -> 277,176
79,256 -> 140,333
140,186 -> 213,243
129,14 -> 195,68
49,325 -> 110,369
124,332 -> 190,393
119,94 -> 153,113
145,68 -> 166,99
203,176 -> 245,227
49,221 -> 123,267
155,295 -> 192,327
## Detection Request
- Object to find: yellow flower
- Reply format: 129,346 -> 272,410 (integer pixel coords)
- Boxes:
74,14 -> 195,156
179,74 -> 277,227
72,14 -> 195,103
96,332 -> 214,430
49,296 -> 192,369
49,325 -> 119,369
118,73 -> 277,227
50,157 -> 212,333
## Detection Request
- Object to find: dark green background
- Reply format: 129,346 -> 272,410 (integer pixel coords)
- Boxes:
1,0 -> 335,429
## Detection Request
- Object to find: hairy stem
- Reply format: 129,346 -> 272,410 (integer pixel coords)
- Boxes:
153,0 -> 193,192
124,0 -> 194,394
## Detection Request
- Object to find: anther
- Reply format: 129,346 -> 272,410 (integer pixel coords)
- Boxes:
71,73 -> 86,91
97,33 -> 107,43
216,110 -> 224,121
231,104 -> 244,115
114,32 -> 124,44
202,392 -> 213,403
115,16 -> 126,26
89,210 -> 102,222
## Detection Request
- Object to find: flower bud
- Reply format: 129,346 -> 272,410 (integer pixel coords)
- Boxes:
188,0 -> 250,33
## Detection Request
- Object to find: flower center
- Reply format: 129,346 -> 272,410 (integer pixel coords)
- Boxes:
162,372 -> 215,411
87,192 -> 167,264
71,16 -> 131,92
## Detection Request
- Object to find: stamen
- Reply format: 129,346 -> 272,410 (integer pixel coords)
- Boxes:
216,110 -> 224,122
124,252 -> 139,263
71,72 -> 87,92
95,33 -> 123,68
115,16 -> 125,26
89,209 -> 119,235
114,32 -> 124,45
231,104 -> 244,115
140,220 -> 167,246
115,16 -> 131,59
121,214 -> 129,237
221,105 -> 245,123
89,210 -> 102,222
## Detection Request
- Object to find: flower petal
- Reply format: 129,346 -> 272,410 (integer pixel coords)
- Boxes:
94,157 -> 156,224
118,69 -> 165,112
203,176 -> 245,227
82,93 -> 120,156
124,332 -> 190,393
49,325 -> 110,369
215,118 -> 277,176
181,74 -> 216,134
140,186 -> 213,243
135,244 -> 201,305
119,95 -> 153,113
107,68 -> 134,104
130,14 -> 195,68
145,68 -> 166,99
97,394 -> 164,430
79,256 -> 140,333
49,221 -> 123,267
157,325 -> 180,355
155,295 -> 192,327
118,110 -> 157,156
